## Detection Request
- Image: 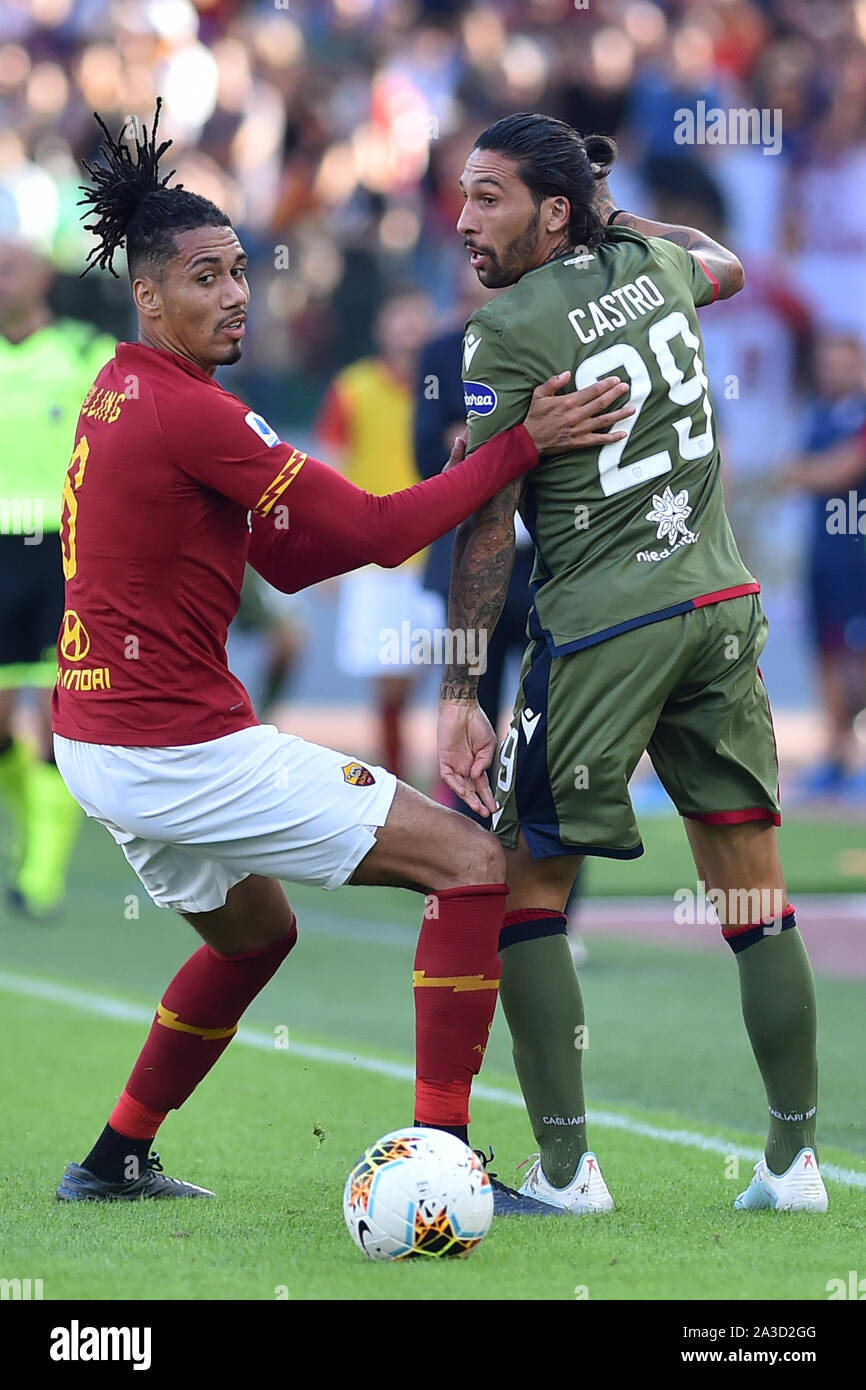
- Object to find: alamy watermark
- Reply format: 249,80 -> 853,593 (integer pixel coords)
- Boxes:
49,1322 -> 152,1370
0,498 -> 43,544
674,102 -> 782,156
0,1276 -> 43,1299
825,491 -> 866,535
378,622 -> 487,672
826,1270 -> 866,1299
673,881 -> 785,928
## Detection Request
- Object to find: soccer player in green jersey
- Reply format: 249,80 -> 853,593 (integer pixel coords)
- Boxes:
437,114 -> 826,1215
0,239 -> 114,916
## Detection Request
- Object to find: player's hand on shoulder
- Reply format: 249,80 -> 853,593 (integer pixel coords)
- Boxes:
524,372 -> 634,456
442,429 -> 467,472
437,699 -> 498,817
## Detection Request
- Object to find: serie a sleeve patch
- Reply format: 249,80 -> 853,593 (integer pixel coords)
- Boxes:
244,410 -> 281,447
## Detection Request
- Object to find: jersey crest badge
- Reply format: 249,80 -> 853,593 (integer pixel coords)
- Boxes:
244,411 -> 280,448
342,761 -> 376,787
564,249 -> 596,268
59,609 -> 91,662
463,382 -> 497,416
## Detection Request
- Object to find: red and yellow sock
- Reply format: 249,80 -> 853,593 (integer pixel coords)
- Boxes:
413,883 -> 507,1131
83,924 -> 297,1180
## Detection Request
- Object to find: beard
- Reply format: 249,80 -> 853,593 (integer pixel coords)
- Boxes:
216,340 -> 243,365
474,208 -> 541,288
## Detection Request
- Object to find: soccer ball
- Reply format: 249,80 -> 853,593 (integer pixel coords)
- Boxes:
343,1126 -> 493,1260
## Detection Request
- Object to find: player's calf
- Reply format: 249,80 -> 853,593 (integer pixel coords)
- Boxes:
684,821 -> 821,1201
59,877 -> 299,1199
720,904 -> 821,1197
352,784 -> 509,1144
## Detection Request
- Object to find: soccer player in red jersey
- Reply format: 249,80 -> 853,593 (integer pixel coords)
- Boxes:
52,105 -> 633,1210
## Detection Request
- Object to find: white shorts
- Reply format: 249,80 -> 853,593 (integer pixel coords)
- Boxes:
54,724 -> 398,912
335,568 -> 445,677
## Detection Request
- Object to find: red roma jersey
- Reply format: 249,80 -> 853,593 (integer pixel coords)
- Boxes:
52,342 -> 539,747
53,343 -> 308,746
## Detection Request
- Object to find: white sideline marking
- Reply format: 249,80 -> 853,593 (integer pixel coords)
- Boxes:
2,968 -> 864,1191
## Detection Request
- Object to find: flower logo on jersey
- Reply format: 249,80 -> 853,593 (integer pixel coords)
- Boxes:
646,486 -> 693,545
342,761 -> 376,787
59,609 -> 90,662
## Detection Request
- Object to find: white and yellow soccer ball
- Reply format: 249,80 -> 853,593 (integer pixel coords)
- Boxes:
343,1127 -> 493,1260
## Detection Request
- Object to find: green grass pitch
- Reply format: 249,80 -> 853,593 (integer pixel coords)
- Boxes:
1,812 -> 864,1301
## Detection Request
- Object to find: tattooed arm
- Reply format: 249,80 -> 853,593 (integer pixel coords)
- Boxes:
435,318 -> 635,812
593,172 -> 746,301
442,477 -> 522,701
435,348 -> 635,811
437,478 -> 523,815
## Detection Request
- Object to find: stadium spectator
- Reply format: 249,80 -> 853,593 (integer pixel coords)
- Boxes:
784,56 -> 866,340
316,289 -> 441,780
648,165 -> 813,585
783,332 -> 866,797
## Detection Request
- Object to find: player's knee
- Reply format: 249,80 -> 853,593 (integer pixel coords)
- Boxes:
421,818 -> 504,891
461,825 -> 506,886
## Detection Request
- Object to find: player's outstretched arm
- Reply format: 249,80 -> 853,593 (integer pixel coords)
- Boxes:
247,422 -> 537,592
249,374 -> 632,593
249,429 -> 483,591
592,171 -> 745,301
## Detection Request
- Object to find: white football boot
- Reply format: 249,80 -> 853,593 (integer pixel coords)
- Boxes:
518,1150 -> 614,1214
734,1147 -> 828,1212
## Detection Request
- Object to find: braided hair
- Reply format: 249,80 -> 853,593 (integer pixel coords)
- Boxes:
78,98 -> 230,279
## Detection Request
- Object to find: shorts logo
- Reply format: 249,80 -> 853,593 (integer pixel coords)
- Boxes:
521,707 -> 542,743
463,381 -> 497,416
342,761 -> 376,787
244,410 -> 280,448
59,609 -> 90,661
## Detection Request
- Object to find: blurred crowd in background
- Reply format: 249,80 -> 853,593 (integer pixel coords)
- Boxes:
5,0 -> 866,409
3,0 -> 866,784
6,1 -> 866,391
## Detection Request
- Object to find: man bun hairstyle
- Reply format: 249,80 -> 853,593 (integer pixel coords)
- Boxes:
474,113 -> 617,251
78,97 -> 231,279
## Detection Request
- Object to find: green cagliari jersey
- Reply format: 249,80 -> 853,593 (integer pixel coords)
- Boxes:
0,319 -> 115,534
462,227 -> 758,654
